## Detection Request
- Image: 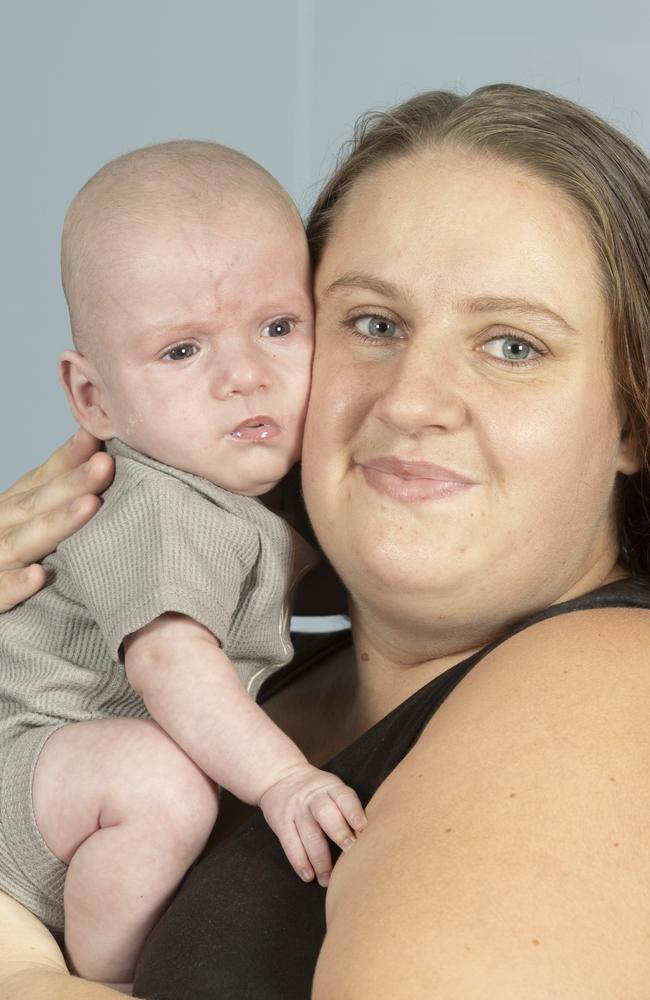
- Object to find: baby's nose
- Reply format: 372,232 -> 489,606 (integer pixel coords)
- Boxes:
209,345 -> 270,398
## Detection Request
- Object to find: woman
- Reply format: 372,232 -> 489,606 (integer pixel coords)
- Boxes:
1,83 -> 650,998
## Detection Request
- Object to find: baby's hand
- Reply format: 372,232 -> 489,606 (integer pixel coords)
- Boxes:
258,763 -> 367,887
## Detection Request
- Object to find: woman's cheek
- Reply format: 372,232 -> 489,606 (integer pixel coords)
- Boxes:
302,361 -> 361,521
306,347 -> 354,444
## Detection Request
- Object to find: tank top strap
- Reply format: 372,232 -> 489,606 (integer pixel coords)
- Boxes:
321,575 -> 650,804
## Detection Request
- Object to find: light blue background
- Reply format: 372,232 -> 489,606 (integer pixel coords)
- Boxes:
2,0 -> 649,488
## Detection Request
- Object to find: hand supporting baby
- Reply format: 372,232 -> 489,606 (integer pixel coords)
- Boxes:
0,431 -> 111,611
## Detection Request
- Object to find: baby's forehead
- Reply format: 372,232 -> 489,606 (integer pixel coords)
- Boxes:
89,176 -> 302,259
63,143 -> 308,357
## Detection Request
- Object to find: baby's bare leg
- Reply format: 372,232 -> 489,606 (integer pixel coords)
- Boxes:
32,718 -> 218,983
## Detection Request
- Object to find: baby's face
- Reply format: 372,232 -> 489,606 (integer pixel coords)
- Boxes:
88,201 -> 314,495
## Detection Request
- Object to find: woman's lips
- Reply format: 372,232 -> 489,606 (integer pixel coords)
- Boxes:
229,416 -> 281,442
359,456 -> 477,503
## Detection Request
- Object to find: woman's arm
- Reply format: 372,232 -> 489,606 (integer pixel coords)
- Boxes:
0,891 -> 122,999
314,607 -> 650,999
0,430 -> 113,611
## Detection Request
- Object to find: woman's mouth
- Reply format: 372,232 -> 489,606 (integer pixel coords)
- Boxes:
228,416 -> 282,442
358,456 -> 477,503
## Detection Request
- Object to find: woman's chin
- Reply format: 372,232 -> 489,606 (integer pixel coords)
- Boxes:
338,542 -> 476,607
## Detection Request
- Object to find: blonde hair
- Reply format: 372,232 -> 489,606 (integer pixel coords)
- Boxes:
307,84 -> 650,573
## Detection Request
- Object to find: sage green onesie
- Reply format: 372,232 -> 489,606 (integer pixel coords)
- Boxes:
0,438 -> 311,929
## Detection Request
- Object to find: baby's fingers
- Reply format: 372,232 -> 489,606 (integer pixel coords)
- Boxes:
295,814 -> 334,887
276,821 -> 316,885
327,785 -> 367,833
309,794 -> 359,856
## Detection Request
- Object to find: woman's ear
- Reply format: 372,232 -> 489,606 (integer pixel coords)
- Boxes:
617,419 -> 643,476
58,350 -> 117,440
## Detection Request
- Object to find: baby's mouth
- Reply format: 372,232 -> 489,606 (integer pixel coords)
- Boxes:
229,416 -> 282,442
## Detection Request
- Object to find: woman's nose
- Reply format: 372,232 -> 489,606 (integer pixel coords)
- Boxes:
209,344 -> 270,399
373,337 -> 468,435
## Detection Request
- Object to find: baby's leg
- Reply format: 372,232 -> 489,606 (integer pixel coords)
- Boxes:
32,718 -> 218,983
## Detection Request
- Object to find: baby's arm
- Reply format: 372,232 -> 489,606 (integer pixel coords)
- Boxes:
124,613 -> 366,887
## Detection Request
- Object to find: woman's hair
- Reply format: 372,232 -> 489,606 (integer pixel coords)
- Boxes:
306,83 -> 650,573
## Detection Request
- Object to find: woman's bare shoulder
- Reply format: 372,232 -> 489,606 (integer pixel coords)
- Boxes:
314,606 -> 650,999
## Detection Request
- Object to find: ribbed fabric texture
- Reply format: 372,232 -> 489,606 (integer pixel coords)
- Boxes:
0,438 -> 312,927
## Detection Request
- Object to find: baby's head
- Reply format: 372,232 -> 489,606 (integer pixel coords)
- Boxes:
60,141 -> 314,496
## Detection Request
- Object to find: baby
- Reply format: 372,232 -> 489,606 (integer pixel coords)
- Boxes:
0,142 -> 365,983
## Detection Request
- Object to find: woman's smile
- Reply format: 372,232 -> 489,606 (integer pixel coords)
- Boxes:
357,455 -> 477,503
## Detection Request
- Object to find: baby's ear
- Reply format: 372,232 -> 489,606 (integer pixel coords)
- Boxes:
58,350 -> 116,440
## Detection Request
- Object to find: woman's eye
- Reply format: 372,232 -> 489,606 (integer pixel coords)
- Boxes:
261,318 -> 295,338
352,315 -> 402,339
161,343 -> 199,362
481,336 -> 540,364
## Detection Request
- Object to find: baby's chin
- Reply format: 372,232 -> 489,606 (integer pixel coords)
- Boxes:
223,450 -> 303,498
236,471 -> 292,499
195,468 -> 289,498
113,431 -> 300,498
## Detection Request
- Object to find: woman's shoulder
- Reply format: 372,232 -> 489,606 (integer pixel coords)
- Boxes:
432,575 -> 650,759
462,593 -> 650,715
315,591 -> 650,999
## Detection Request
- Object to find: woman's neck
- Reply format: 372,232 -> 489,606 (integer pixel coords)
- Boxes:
348,554 -> 630,731
349,607 -> 482,732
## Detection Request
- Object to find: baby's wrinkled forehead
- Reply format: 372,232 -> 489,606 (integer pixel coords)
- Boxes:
61,141 -> 306,355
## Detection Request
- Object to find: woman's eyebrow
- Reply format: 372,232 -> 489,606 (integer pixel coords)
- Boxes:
459,295 -> 578,334
321,279 -> 578,335
321,272 -> 401,300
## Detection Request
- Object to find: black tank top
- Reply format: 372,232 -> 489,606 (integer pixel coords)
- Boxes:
133,576 -> 650,1000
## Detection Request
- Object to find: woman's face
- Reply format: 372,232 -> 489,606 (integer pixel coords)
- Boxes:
302,149 -> 640,651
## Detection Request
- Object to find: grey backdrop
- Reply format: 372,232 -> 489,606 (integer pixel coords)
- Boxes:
2,0 -> 650,489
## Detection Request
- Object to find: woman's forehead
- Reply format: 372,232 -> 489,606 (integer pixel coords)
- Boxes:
322,150 -> 590,255
315,150 -> 606,324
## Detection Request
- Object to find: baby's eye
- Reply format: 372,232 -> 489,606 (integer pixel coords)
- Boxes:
161,343 -> 198,361
353,315 -> 403,339
481,336 -> 540,363
261,318 -> 295,338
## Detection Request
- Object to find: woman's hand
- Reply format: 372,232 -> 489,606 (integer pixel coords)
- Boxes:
0,429 -> 113,611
